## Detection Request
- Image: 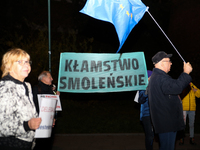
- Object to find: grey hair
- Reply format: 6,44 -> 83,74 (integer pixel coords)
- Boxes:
38,71 -> 51,81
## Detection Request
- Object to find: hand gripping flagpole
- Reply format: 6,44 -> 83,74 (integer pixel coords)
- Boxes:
146,7 -> 186,63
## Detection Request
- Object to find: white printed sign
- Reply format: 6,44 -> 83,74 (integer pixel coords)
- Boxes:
37,94 -> 62,111
134,91 -> 139,103
35,98 -> 57,138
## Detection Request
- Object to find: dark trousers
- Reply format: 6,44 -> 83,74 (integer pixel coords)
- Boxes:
142,116 -> 154,150
0,146 -> 31,150
0,137 -> 32,150
158,131 -> 177,150
34,126 -> 55,150
33,138 -> 53,150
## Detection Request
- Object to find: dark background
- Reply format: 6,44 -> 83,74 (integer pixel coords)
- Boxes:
0,0 -> 200,85
0,0 -> 200,133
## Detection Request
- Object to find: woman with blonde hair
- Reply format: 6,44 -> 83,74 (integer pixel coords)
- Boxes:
0,48 -> 41,150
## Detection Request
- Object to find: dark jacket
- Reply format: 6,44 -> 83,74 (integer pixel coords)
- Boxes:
32,81 -> 54,114
148,68 -> 192,134
138,90 -> 150,121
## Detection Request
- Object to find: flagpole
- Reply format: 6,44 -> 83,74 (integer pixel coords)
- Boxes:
146,8 -> 186,63
48,0 -> 51,73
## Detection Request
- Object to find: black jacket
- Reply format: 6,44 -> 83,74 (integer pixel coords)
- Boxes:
32,81 -> 54,114
148,68 -> 192,133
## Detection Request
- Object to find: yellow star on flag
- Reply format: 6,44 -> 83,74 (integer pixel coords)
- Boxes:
119,4 -> 124,10
126,11 -> 130,16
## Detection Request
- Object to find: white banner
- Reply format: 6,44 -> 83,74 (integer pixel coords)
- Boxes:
35,98 -> 57,138
134,91 -> 139,103
37,94 -> 62,111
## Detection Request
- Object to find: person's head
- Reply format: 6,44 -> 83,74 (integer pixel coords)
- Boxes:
1,48 -> 31,81
152,51 -> 172,73
38,71 -> 53,85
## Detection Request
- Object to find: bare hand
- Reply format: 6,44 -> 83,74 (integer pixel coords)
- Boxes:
183,62 -> 193,74
56,91 -> 60,96
193,88 -> 197,92
52,119 -> 56,128
28,118 -> 42,130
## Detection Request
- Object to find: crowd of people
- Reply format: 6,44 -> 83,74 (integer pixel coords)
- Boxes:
137,51 -> 200,150
0,48 -> 198,150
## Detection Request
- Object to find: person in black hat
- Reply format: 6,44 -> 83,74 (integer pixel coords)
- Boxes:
148,51 -> 193,150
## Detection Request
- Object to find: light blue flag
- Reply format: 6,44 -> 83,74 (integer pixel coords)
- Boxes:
80,0 -> 148,53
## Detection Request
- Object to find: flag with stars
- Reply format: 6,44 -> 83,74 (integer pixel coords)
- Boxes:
80,0 -> 148,53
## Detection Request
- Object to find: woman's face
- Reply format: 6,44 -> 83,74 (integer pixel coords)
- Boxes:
9,57 -> 31,82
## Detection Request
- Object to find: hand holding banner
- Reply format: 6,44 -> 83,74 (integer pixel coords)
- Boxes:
35,98 -> 57,138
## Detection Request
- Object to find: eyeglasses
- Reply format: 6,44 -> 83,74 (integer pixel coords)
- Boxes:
162,60 -> 172,63
16,60 -> 32,66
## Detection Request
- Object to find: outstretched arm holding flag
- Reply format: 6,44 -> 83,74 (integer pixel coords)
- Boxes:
80,0 -> 186,62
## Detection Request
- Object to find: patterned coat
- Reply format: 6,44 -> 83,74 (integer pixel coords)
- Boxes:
0,75 -> 38,142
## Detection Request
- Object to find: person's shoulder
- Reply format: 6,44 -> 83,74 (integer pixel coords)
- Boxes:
0,79 -> 7,89
139,90 -> 145,94
0,78 -> 6,84
0,79 -> 15,95
0,75 -> 12,83
32,83 -> 42,94
0,78 -> 15,87
25,82 -> 31,86
32,84 -> 39,91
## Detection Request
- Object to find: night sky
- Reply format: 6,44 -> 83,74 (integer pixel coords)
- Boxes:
0,0 -> 200,87
1,1 -> 200,137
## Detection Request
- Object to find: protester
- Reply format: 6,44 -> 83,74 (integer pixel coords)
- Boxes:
148,51 -> 193,150
32,71 -> 60,150
0,48 -> 41,150
179,82 -> 200,145
138,70 -> 154,150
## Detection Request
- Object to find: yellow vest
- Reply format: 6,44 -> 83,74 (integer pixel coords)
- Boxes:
182,83 -> 200,111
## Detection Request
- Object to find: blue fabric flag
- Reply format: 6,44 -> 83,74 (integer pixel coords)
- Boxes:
80,0 -> 148,53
